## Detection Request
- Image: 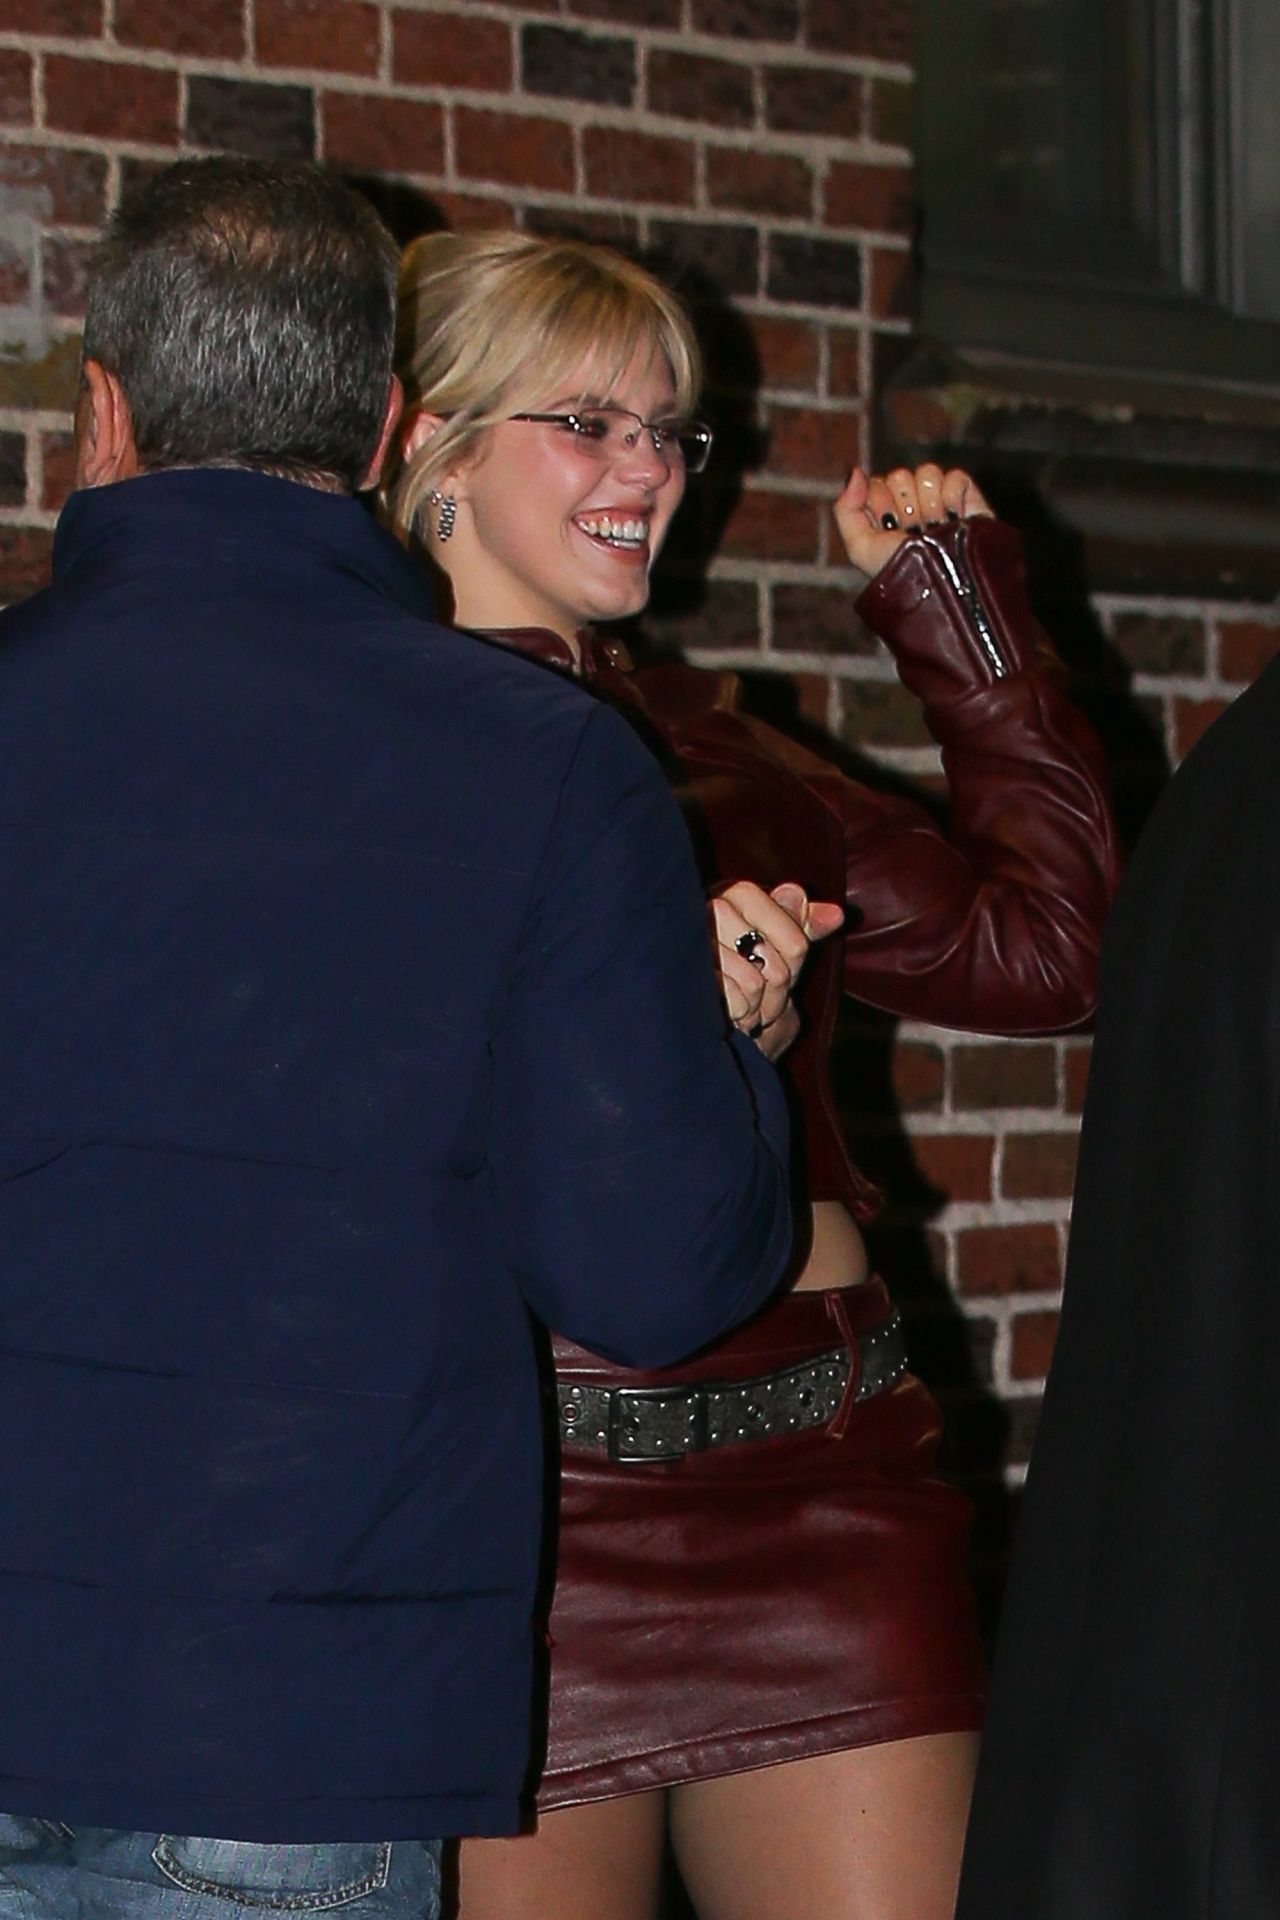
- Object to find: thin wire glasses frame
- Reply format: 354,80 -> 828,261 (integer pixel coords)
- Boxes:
508,407 -> 714,474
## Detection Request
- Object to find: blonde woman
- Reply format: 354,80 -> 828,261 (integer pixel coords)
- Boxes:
387,230 -> 1119,1920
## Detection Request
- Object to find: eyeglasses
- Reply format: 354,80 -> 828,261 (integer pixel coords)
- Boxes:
509,407 -> 714,474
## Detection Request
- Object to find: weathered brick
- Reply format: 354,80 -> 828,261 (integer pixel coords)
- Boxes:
764,65 -> 861,137
0,51 -> 32,128
828,326 -> 862,398
647,576 -> 760,651
1174,696 -> 1229,760
0,0 -> 102,29
185,77 -> 315,158
0,527 -> 54,608
1063,1040 -> 1092,1114
430,188 -> 519,231
646,49 -> 754,128
870,75 -> 914,147
870,244 -> 913,320
773,581 -> 878,654
839,676 -> 930,749
522,23 -> 634,105
768,232 -> 862,308
1011,1310 -> 1060,1382
892,1039 -> 947,1111
0,142 -> 106,227
718,488 -> 820,563
750,314 -> 820,391
455,108 -> 574,192
691,0 -> 800,40
582,126 -> 695,206
1110,612 -> 1206,676
115,0 -> 244,57
953,1041 -> 1056,1110
649,219 -> 759,299
706,145 -> 812,219
45,56 -> 178,144
1002,1131 -> 1079,1201
41,429 -> 77,515
0,234 -> 30,304
322,94 -> 444,176
0,431 -> 25,509
257,0 -> 380,74
522,204 -> 640,247
810,0 -> 913,61
43,234 -> 94,319
568,0 -> 681,21
1218,618 -> 1280,684
826,159 -> 914,234
766,402 -> 858,481
956,1223 -> 1062,1298
393,10 -> 512,90
0,334 -> 80,411
911,1132 -> 995,1203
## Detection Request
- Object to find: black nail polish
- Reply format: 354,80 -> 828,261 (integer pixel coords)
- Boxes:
880,512 -> 899,530
946,508 -> 959,521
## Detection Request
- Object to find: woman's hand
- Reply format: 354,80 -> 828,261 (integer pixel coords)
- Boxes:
711,880 -> 843,1061
833,462 -> 994,582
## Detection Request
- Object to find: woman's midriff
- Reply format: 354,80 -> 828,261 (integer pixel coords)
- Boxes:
791,1198 -> 870,1290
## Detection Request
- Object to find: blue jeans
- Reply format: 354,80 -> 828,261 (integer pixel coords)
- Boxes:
0,1818 -> 440,1920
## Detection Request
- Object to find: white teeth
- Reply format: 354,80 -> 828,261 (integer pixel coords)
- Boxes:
576,514 -> 648,548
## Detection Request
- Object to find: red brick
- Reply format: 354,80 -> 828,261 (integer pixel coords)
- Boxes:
568,0 -> 681,20
41,430 -> 77,515
454,108 -> 574,193
911,1132 -> 995,1203
752,315 -> 819,391
1110,612 -> 1206,675
826,159 -> 914,235
840,677 -> 932,750
1011,1309 -> 1060,1381
429,188 -> 517,230
764,64 -> 861,137
0,527 -> 54,609
692,0 -> 800,43
870,75 -> 913,147
1063,1040 -> 1092,1114
1001,1131 -> 1079,1201
773,581 -> 878,655
44,56 -> 178,144
0,51 -> 32,128
322,93 -> 444,176
766,403 -> 858,482
258,0 -> 379,72
869,245 -> 914,322
706,145 -> 812,219
719,488 -> 820,563
953,1041 -> 1057,1110
0,430 -> 24,508
829,328 -> 865,398
1218,618 -> 1280,685
646,49 -> 754,128
393,10 -> 512,90
810,0 -> 913,61
0,0 -> 102,28
956,1224 -> 1061,1298
583,126 -> 695,205
1174,696 -> 1229,761
656,577 -> 761,652
115,0 -> 244,57
891,1039 -> 946,1111
791,671 -> 832,729
0,236 -> 30,304
42,234 -> 93,319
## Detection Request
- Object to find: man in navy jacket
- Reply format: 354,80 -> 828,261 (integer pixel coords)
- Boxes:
0,158 -> 790,1918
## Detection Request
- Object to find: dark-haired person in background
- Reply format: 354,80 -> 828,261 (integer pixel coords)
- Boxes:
0,157 -> 792,1920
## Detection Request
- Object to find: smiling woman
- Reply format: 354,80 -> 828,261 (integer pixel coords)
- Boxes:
384,228 -> 1119,1920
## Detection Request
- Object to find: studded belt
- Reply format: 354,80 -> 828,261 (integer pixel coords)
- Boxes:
556,1312 -> 909,1464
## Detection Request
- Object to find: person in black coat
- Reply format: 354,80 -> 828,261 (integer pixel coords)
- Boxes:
955,635 -> 1280,1918
0,158 -> 792,1920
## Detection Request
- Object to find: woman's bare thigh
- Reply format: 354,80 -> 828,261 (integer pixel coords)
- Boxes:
454,1790 -> 666,1920
668,1732 -> 980,1920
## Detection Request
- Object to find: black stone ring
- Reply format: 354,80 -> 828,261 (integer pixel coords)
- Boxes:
735,928 -> 768,970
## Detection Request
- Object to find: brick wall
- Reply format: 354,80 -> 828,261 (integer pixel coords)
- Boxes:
1,0 -> 1277,1547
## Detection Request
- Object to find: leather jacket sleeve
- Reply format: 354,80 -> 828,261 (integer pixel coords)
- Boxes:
829,514 -> 1120,1034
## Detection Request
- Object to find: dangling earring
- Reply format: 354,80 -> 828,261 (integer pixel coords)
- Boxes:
428,488 -> 456,542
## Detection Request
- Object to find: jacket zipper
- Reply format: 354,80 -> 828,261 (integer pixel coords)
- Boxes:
936,525 -> 1009,678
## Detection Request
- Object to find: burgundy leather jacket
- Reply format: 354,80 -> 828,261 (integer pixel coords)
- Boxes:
490,515 -> 1120,1224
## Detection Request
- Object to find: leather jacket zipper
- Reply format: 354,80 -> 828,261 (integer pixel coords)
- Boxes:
936,525 -> 1009,678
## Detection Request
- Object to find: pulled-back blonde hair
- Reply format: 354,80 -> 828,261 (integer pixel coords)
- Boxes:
389,228 -> 702,537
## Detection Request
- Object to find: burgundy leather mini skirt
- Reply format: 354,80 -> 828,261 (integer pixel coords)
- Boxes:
534,1279 -> 986,1810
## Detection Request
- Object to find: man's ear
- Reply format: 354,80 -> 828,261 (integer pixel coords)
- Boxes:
74,359 -> 140,489
359,375 -> 406,491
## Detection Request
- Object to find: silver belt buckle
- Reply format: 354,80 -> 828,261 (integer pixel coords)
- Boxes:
607,1382 -> 709,1463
